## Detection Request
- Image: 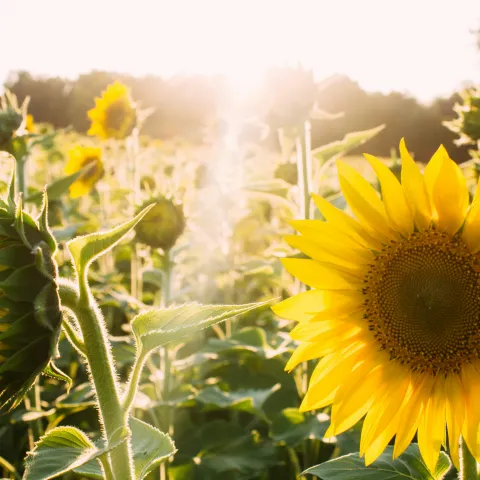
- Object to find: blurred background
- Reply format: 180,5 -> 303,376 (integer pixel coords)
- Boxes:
3,0 -> 480,162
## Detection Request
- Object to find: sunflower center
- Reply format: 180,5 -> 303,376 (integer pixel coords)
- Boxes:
105,101 -> 132,131
363,228 -> 480,375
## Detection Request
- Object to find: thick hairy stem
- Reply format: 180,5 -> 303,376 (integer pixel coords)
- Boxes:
60,281 -> 135,479
459,437 -> 478,480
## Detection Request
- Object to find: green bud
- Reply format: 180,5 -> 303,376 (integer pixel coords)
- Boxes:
0,189 -> 63,412
134,196 -> 185,251
0,90 -> 29,153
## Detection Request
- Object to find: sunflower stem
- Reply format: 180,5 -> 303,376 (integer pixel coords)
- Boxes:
160,250 -> 174,479
60,279 -> 135,479
459,437 -> 478,480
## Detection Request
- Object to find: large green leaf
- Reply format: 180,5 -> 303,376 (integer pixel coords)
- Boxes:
312,125 -> 385,163
75,417 -> 176,480
67,204 -> 153,277
304,444 -> 451,480
23,426 -> 128,480
132,300 -> 272,356
271,408 -> 329,447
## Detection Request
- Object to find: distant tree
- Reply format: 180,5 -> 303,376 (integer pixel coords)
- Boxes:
2,70 -> 472,162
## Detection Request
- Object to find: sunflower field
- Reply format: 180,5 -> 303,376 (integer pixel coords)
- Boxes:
1,71 -> 480,480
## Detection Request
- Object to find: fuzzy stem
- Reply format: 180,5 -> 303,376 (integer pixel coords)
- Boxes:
122,348 -> 147,416
60,281 -> 135,479
459,437 -> 478,480
160,251 -> 174,480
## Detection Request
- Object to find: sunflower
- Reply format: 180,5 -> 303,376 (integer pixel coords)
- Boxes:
87,81 -> 137,140
273,139 -> 480,472
65,146 -> 104,198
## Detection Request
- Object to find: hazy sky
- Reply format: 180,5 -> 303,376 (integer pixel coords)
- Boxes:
3,0 -> 480,101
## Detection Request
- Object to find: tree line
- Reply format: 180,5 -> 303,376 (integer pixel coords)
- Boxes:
4,69 -> 472,162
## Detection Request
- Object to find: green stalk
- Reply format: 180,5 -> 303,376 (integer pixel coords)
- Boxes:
459,437 -> 478,480
160,251 -> 173,480
60,282 -> 135,479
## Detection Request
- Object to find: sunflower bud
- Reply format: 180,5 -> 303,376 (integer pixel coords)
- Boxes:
0,190 -> 62,411
0,90 -> 26,152
134,196 -> 185,251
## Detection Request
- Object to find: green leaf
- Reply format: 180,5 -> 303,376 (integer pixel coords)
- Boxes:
132,300 -> 273,356
312,125 -> 385,163
304,444 -> 451,480
196,385 -> 280,418
55,382 -> 96,409
67,204 -> 153,278
75,418 -> 176,480
23,426 -> 128,480
270,408 -> 329,447
25,164 -> 96,204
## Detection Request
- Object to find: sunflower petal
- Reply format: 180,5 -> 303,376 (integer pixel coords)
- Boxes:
364,153 -> 414,236
432,156 -> 469,235
399,138 -> 432,230
281,258 -> 360,290
463,180 -> 480,252
312,194 -> 383,250
445,374 -> 465,469
417,376 -> 446,473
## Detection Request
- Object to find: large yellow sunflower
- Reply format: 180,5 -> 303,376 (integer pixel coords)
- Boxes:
87,82 -> 136,140
273,139 -> 480,472
65,146 -> 104,198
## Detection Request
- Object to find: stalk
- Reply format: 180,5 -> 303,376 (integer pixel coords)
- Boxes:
160,251 -> 173,480
459,437 -> 478,480
295,121 -> 315,472
60,282 -> 135,479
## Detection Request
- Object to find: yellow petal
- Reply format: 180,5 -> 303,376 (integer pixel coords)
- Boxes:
327,361 -> 382,437
312,194 -> 383,250
337,166 -> 396,241
432,156 -> 469,235
417,376 -> 446,473
281,258 -> 360,290
399,138 -> 432,230
361,367 -> 410,462
424,145 -> 448,203
272,290 -> 362,323
284,235 -> 368,275
393,374 -> 434,458
461,362 -> 480,459
288,220 -> 374,260
463,180 -> 480,252
290,318 -> 361,343
445,374 -> 465,469
364,153 -> 414,236
300,343 -> 366,411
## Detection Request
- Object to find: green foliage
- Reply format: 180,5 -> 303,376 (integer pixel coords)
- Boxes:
23,425 -> 128,479
304,445 -> 452,480
131,301 -> 273,356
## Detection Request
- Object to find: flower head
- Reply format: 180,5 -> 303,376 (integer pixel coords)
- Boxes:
274,139 -> 480,471
65,146 -> 104,198
87,82 -> 137,140
0,90 -> 27,152
0,188 -> 62,411
134,196 -> 185,251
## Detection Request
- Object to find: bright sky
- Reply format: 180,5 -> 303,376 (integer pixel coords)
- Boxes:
2,0 -> 480,102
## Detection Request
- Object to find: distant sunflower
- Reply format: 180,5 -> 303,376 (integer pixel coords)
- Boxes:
65,146 -> 104,198
273,139 -> 480,471
87,82 -> 136,140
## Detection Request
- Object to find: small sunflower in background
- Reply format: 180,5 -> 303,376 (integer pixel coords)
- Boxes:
274,139 -> 480,472
87,82 -> 137,140
65,146 -> 104,198
25,114 -> 35,133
